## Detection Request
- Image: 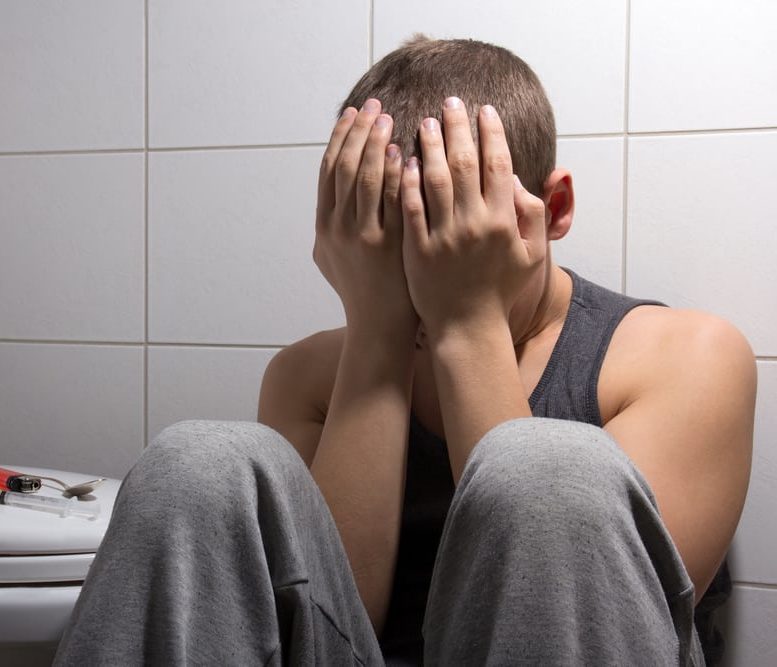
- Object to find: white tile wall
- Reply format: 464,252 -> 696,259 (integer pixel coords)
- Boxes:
148,0 -> 370,147
553,137 -> 624,292
373,0 -> 628,135
0,343 -> 143,479
728,361 -> 777,585
147,346 -> 277,442
719,585 -> 777,667
0,0 -> 144,152
148,148 -> 343,344
626,131 -> 777,356
2,0 -> 775,658
0,153 -> 145,342
629,0 -> 777,133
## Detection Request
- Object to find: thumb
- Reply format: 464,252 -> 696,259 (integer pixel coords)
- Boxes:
513,174 -> 545,243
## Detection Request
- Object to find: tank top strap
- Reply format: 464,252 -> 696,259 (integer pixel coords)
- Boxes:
529,267 -> 666,426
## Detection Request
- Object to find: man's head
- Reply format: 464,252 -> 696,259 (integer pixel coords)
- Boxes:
339,35 -> 556,198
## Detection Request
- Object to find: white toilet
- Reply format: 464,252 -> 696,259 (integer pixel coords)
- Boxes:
0,465 -> 122,666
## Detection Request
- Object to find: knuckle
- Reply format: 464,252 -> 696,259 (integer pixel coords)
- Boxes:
447,114 -> 472,133
335,153 -> 359,178
358,228 -> 383,248
461,223 -> 482,243
485,152 -> 512,177
425,170 -> 451,195
356,167 -> 382,192
422,129 -> 444,150
404,199 -> 425,219
449,151 -> 478,176
354,112 -> 374,127
383,186 -> 400,208
492,221 -> 516,242
485,120 -> 506,138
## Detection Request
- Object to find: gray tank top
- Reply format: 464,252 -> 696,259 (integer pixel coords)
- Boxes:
379,268 -> 730,665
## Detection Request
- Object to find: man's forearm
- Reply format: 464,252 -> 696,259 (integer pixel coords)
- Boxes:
309,326 -> 415,638
428,318 -> 532,486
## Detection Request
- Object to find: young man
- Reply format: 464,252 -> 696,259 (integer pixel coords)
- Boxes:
258,36 -> 755,664
55,37 -> 755,666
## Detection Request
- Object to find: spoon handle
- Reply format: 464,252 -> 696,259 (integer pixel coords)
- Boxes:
36,475 -> 69,490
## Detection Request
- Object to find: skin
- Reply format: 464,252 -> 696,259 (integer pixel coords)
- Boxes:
259,97 -> 756,638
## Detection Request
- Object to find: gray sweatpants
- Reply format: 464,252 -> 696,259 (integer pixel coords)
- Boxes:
53,418 -> 705,666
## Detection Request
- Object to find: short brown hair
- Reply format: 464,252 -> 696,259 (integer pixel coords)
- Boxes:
339,35 -> 556,197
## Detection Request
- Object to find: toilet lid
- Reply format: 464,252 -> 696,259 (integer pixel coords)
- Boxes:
0,465 -> 122,583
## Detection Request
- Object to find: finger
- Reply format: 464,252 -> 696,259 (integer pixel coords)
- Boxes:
356,113 -> 393,232
418,117 -> 453,234
441,96 -> 481,212
335,98 -> 383,224
317,107 -> 357,218
382,143 -> 403,239
514,175 -> 547,251
401,157 -> 429,251
479,105 -> 514,210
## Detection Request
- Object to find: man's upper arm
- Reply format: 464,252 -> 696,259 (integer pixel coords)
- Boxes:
258,334 -> 335,468
603,310 -> 756,603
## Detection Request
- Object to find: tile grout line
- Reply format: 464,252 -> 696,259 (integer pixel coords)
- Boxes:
1,127 -> 775,159
1,339 -> 773,360
0,339 -> 289,350
731,581 -> 777,590
621,0 -> 631,295
143,0 -> 150,450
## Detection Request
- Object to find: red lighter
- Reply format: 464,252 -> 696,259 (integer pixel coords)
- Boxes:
0,466 -> 42,493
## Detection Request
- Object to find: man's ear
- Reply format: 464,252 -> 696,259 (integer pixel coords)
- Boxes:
542,168 -> 574,241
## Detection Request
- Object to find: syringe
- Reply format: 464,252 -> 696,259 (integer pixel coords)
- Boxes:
0,490 -> 100,520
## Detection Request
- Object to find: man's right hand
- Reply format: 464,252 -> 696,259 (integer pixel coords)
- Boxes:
313,98 -> 419,339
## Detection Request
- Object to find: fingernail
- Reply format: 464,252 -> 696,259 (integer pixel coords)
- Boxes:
363,98 -> 381,113
422,117 -> 439,132
340,107 -> 355,119
444,96 -> 462,109
481,104 -> 497,117
514,174 -> 522,189
375,114 -> 391,129
406,157 -> 419,171
386,144 -> 400,160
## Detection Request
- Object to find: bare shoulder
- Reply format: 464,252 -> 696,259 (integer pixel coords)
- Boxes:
257,326 -> 345,465
601,305 -> 756,600
266,327 -> 344,408
601,305 -> 756,420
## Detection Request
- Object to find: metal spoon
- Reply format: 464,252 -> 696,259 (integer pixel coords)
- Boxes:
37,476 -> 106,498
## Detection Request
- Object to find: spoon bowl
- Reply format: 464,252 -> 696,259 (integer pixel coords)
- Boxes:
38,476 -> 106,498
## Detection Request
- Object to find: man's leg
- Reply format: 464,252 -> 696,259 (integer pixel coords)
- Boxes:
422,418 -> 705,666
54,420 -> 384,666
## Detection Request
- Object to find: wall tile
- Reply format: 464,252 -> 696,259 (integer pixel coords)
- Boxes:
719,584 -> 777,667
0,0 -> 144,152
0,343 -> 143,479
728,361 -> 777,585
148,147 -> 343,344
626,131 -> 777,355
148,0 -> 369,148
629,0 -> 777,132
0,154 -> 145,342
553,137 -> 623,292
147,345 -> 277,442
373,0 -> 627,135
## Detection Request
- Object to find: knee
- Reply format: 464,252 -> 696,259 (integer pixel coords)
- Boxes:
457,417 -> 653,528
122,420 -> 305,510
